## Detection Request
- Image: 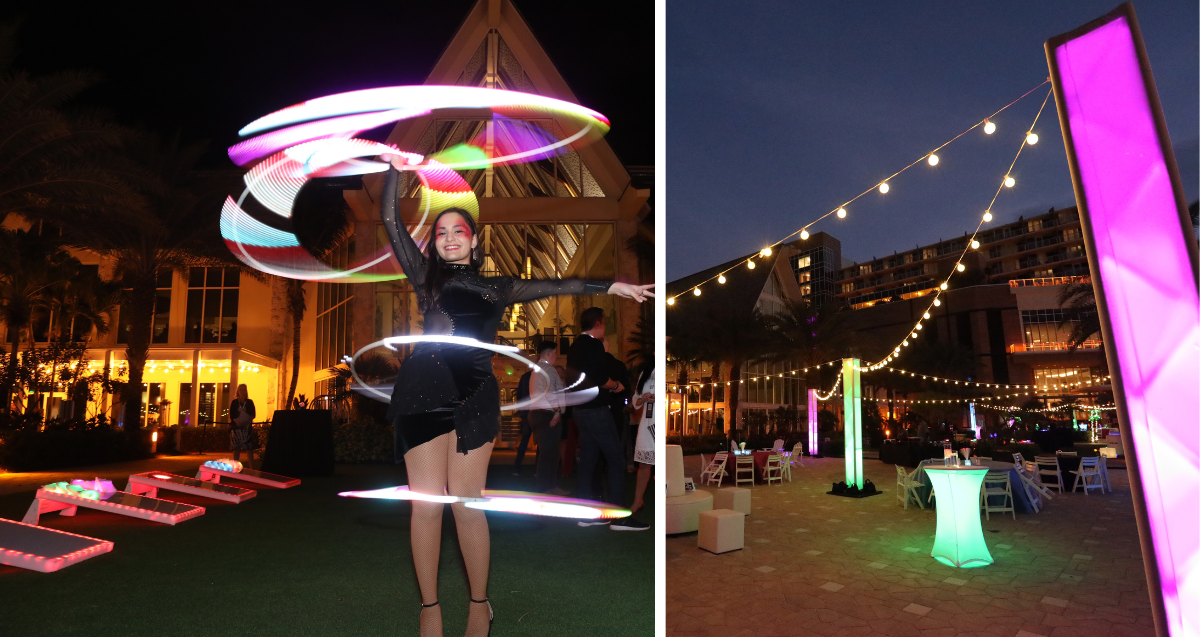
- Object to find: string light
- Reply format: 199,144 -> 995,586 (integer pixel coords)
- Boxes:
693,288 -> 701,296
662,81 -> 1050,305
859,87 -> 1053,370
971,240 -> 980,249
1026,132 -> 1039,144
928,154 -> 939,166
718,274 -> 726,284
761,247 -> 772,257
667,298 -> 674,306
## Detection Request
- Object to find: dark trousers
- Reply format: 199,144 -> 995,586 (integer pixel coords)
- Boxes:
514,417 -> 533,467
575,407 -> 624,504
529,410 -> 560,492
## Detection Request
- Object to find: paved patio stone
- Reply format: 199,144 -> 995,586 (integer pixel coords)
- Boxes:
668,456 -> 1155,636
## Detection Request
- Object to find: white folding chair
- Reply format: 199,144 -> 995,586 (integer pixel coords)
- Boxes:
895,465 -> 925,510
772,439 -> 785,452
764,454 -> 784,486
730,440 -> 739,454
734,455 -> 755,488
1011,452 -> 1024,466
1011,463 -> 1042,513
1072,457 -> 1105,495
783,442 -> 804,481
1035,455 -> 1065,493
701,453 -> 729,487
980,470 -> 1016,520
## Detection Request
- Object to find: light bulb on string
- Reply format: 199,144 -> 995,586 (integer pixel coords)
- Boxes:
923,312 -> 931,319
1004,176 -> 1016,188
761,247 -> 772,257
983,211 -> 993,222
747,260 -> 756,270
933,298 -> 941,306
693,288 -> 701,296
1026,132 -> 1038,144
928,154 -> 939,166
971,240 -> 980,249
984,120 -> 996,134
836,207 -> 847,219
940,282 -> 948,290
956,263 -> 965,272
718,274 -> 726,284
800,229 -> 810,240
879,183 -> 890,194
667,298 -> 675,306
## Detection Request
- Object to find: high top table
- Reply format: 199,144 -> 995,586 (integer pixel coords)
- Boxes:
924,466 -> 993,569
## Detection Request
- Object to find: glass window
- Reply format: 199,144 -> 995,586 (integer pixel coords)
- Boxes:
185,267 -> 239,343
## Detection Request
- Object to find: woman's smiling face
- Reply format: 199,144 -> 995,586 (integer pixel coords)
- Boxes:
433,211 -> 477,264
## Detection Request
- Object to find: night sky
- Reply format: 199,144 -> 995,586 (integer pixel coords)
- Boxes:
7,0 -> 653,169
667,1 -> 1199,279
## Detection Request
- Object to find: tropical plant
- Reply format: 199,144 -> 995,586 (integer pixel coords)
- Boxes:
761,298 -> 854,405
1057,280 -> 1102,351
20,132 -> 237,447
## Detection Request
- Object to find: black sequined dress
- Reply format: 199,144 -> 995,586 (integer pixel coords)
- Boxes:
380,168 -> 610,456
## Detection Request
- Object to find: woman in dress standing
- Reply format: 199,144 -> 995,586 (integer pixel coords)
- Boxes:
377,155 -> 652,637
229,383 -> 256,468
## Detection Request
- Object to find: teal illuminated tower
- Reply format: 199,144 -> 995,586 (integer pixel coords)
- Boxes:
842,358 -> 863,489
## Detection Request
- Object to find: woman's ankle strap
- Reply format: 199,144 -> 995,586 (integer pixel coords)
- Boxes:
421,600 -> 439,608
470,597 -> 489,604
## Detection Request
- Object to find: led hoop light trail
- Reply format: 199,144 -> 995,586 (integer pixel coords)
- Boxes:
343,335 -> 597,409
338,486 -> 631,520
222,85 -> 610,283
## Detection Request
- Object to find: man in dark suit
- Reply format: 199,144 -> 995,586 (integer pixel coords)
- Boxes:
567,307 -> 626,519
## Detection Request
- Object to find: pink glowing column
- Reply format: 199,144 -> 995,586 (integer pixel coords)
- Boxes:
1047,6 -> 1199,636
807,389 -> 818,456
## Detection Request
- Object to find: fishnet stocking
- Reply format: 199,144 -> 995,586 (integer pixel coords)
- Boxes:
404,432 -> 494,637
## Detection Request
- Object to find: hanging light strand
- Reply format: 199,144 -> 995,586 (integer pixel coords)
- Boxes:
864,87 -> 1054,371
666,80 -> 1051,304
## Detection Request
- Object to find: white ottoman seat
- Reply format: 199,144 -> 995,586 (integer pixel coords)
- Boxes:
713,487 -> 751,515
698,508 -> 745,553
665,490 -> 713,534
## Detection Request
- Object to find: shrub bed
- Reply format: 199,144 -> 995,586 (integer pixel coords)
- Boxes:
333,417 -> 394,464
0,426 -> 147,472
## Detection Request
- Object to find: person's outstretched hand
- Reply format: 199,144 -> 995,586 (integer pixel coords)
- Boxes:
608,282 -> 654,303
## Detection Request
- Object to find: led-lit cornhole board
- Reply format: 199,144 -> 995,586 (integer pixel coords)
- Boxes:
126,472 -> 256,504
0,518 -> 113,573
196,461 -> 300,489
22,486 -> 205,526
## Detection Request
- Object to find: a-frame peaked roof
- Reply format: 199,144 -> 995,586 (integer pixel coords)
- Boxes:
357,0 -> 631,206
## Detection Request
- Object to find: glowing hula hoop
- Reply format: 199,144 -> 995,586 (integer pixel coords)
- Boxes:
338,486 -> 631,520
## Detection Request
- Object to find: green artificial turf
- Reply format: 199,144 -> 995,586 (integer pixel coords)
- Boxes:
0,464 -> 654,636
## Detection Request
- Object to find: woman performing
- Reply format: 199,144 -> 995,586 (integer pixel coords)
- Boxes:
377,156 -> 653,637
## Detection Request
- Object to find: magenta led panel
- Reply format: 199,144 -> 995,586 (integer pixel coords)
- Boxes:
1049,10 -> 1199,636
0,518 -> 113,573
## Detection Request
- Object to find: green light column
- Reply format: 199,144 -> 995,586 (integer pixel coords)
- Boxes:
842,358 -> 863,489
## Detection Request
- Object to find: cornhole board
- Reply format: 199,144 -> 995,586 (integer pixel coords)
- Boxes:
126,471 -> 256,504
196,466 -> 300,489
22,488 -> 205,526
0,518 -> 113,573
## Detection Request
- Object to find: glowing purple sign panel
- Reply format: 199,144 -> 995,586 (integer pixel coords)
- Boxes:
1047,6 -> 1199,636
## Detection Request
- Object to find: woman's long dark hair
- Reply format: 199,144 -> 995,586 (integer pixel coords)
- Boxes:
423,207 -> 484,301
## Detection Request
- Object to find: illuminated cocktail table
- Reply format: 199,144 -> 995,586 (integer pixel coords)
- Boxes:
924,466 -> 993,568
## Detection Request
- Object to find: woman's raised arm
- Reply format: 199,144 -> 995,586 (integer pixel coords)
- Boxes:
379,164 -> 427,289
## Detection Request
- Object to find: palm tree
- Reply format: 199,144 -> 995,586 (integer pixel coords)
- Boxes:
0,20 -> 129,227
1057,280 -> 1102,351
21,133 -> 236,447
0,229 -> 80,410
668,299 -> 771,436
761,299 -> 854,402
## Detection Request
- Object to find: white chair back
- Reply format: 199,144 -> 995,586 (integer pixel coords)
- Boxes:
772,439 -> 785,451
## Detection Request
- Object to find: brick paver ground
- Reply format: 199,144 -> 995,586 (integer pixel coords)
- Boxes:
667,455 -> 1155,637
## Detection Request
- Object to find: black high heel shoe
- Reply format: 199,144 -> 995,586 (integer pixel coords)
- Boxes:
470,597 -> 493,636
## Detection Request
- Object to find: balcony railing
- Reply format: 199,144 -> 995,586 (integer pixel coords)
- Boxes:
1008,340 -> 1102,353
1008,276 -> 1091,288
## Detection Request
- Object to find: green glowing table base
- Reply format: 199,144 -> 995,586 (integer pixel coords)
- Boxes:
924,466 -> 993,569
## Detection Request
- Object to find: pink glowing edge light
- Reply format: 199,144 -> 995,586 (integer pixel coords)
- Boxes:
1051,12 -> 1199,636
338,486 -> 631,520
807,389 -> 819,456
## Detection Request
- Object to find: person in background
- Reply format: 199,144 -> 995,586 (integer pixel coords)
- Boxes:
558,365 -> 578,480
512,364 -> 533,476
611,363 -> 654,531
528,341 -> 567,495
567,307 -> 627,523
602,341 -> 632,472
229,384 -> 256,468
